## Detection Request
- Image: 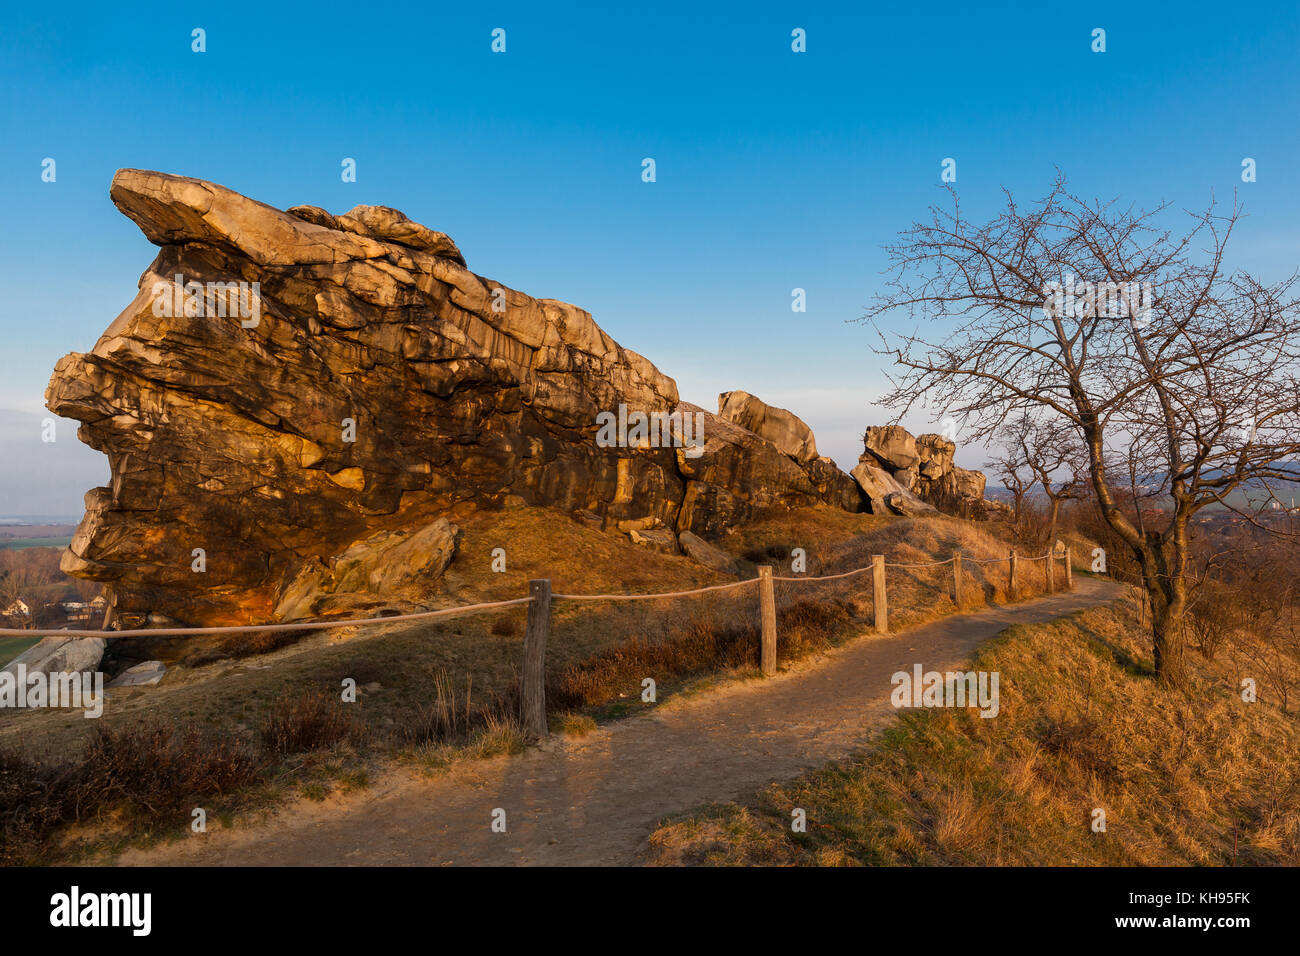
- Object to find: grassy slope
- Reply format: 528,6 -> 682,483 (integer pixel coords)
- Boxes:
4,503 -> 1059,759
1,501 -> 1082,862
0,637 -> 39,666
647,598 -> 1300,866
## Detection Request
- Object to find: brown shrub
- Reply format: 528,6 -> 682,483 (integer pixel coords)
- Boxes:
258,692 -> 359,757
778,599 -> 853,658
1,719 -> 263,862
550,599 -> 852,710
0,747 -> 76,864
77,720 -> 262,820
550,617 -> 760,709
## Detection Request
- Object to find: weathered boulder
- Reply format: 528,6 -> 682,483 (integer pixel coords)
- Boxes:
708,393 -> 863,517
717,390 -> 818,463
916,433 -> 955,478
801,456 -> 865,513
47,171 -> 866,625
108,660 -> 166,688
851,460 -> 926,515
678,530 -> 739,575
863,426 -> 920,471
670,404 -> 847,538
628,527 -> 679,553
3,636 -> 105,677
274,518 -> 460,619
883,491 -> 940,517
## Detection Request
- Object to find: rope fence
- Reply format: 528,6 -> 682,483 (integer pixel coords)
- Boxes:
551,578 -> 758,601
1,545 -> 1080,737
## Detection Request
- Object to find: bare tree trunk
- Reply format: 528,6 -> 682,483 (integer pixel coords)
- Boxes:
1142,534 -> 1189,688
1150,598 -> 1188,689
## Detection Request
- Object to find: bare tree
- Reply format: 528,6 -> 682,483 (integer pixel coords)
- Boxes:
985,445 -> 1031,543
863,176 -> 1300,687
0,570 -> 19,609
1002,412 -> 1088,547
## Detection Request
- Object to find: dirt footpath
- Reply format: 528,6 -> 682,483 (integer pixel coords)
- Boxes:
118,577 -> 1123,866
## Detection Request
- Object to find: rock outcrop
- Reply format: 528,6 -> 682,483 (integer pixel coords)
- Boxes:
672,402 -> 862,537
855,426 -> 989,518
3,636 -> 105,678
47,171 -> 863,626
273,518 -> 460,620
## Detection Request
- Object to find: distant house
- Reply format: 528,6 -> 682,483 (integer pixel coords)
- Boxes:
3,599 -> 30,619
57,601 -> 97,626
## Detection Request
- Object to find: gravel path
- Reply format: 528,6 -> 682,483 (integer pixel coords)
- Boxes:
118,577 -> 1123,866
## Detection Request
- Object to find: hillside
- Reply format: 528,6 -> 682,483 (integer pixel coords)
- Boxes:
0,502 -> 1074,863
646,598 -> 1300,866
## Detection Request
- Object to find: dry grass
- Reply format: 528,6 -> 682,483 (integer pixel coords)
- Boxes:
0,501 -> 1074,862
647,598 -> 1300,866
729,506 -> 1070,632
552,712 -> 598,737
0,719 -> 263,864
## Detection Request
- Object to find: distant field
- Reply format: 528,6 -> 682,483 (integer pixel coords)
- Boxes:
0,636 -> 40,666
0,537 -> 72,550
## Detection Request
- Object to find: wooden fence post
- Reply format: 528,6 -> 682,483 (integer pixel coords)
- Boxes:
1046,552 -> 1055,593
522,579 -> 551,738
1065,547 -> 1073,590
1009,549 -> 1018,600
873,554 -> 888,634
758,565 -> 777,676
952,552 -> 963,608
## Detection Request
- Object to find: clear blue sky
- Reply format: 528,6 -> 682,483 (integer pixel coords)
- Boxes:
2,0 -> 1297,516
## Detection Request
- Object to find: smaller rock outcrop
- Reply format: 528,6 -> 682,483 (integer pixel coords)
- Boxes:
628,527 -> 679,553
855,426 -> 988,518
851,460 -> 935,515
672,402 -> 852,536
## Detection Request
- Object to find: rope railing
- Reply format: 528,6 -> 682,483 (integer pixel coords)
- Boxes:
0,548 -> 1073,640
772,564 -> 875,583
552,578 -> 758,601
2,543 -> 1081,739
0,596 -> 535,640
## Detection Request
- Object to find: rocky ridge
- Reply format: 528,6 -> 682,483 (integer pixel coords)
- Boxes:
48,171 -> 869,626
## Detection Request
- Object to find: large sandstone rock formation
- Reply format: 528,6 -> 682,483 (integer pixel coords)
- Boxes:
47,171 -> 862,626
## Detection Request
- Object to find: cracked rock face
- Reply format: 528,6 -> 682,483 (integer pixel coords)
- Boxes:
47,171 -> 861,626
717,390 -> 818,463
